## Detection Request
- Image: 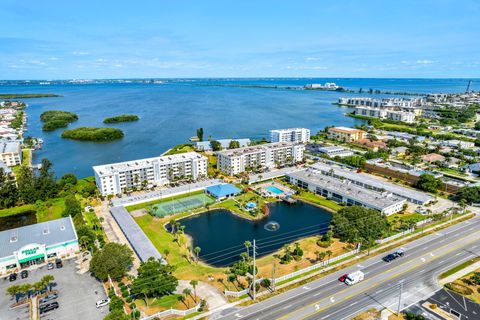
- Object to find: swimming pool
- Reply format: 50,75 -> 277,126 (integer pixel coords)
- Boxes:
266,185 -> 284,195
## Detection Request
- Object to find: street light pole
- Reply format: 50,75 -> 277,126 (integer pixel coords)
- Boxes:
253,239 -> 257,301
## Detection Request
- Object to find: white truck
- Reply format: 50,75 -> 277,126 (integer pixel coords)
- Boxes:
344,270 -> 364,286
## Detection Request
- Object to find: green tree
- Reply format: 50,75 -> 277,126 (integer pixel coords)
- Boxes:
456,186 -> 480,204
103,309 -> 129,320
193,246 -> 201,262
59,173 -> 78,189
211,140 -> 222,151
332,206 -> 389,246
16,165 -> 36,203
62,194 -> 82,218
89,243 -> 133,281
415,174 -> 442,193
35,158 -> 58,200
189,280 -> 198,302
6,285 -> 22,303
76,225 -> 96,250
196,128 -> 204,141
130,258 -> 178,300
0,168 -> 18,208
228,140 -> 240,149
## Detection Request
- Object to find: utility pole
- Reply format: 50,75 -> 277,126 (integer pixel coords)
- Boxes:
253,239 -> 257,301
272,262 -> 276,292
397,281 -> 403,315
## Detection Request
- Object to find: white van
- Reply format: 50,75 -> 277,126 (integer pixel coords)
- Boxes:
344,270 -> 365,286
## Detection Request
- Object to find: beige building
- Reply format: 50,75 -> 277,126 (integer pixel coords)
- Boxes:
0,141 -> 21,167
327,127 -> 366,142
217,142 -> 305,175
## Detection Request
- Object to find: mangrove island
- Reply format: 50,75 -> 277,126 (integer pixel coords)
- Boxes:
103,114 -> 139,124
61,127 -> 124,141
40,110 -> 78,131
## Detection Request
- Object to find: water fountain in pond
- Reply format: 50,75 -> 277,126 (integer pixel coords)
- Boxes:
264,221 -> 280,231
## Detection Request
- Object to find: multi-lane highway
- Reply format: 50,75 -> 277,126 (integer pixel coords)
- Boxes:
218,214 -> 480,320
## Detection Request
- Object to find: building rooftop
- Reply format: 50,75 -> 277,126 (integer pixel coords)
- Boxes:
93,152 -> 206,176
110,206 -> 163,263
206,183 -> 241,198
310,161 -> 433,204
270,128 -> 309,132
288,169 -> 405,211
329,126 -> 363,133
0,217 -> 77,258
196,138 -> 251,150
0,141 -> 20,154
216,142 -> 298,157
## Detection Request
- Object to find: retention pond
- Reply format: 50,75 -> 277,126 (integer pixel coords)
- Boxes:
181,201 -> 332,267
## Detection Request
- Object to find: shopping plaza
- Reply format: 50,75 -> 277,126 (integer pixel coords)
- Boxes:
0,217 -> 79,275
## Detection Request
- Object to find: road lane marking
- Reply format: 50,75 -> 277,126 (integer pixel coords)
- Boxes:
302,286 -> 310,290
275,233 -> 480,320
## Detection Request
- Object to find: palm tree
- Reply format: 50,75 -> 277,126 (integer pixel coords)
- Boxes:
41,275 -> 55,292
169,219 -> 177,234
189,280 -> 198,302
183,288 -> 193,305
325,250 -> 333,264
244,241 -> 252,257
19,283 -> 32,299
177,295 -> 188,308
193,246 -> 201,262
240,252 -> 248,262
163,249 -> 170,259
33,281 -> 44,295
6,285 -> 22,303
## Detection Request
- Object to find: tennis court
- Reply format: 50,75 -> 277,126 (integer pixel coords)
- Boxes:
148,193 -> 215,217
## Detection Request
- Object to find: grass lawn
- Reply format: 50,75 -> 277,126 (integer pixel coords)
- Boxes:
0,204 -> 36,218
21,149 -> 31,166
294,190 -> 343,212
163,144 -> 195,155
211,190 -> 271,220
135,294 -> 197,315
36,198 -> 66,222
134,214 -> 228,291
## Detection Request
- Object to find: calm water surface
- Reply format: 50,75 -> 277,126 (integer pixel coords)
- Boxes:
181,201 -> 332,267
1,78 -> 477,177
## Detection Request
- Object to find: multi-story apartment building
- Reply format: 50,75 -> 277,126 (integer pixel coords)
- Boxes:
0,141 -> 21,167
270,128 -> 310,143
327,127 -> 366,142
93,152 -> 208,195
216,142 -> 305,175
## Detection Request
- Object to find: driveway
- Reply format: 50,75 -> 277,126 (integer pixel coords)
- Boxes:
0,259 -> 107,320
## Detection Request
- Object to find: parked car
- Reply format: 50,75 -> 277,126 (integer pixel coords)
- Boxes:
39,293 -> 58,304
47,262 -> 54,270
20,270 -> 28,279
9,273 -> 17,282
338,274 -> 348,282
96,298 -> 110,308
39,301 -> 59,314
55,259 -> 63,268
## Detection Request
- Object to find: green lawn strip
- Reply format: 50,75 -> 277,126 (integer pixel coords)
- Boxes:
36,198 -> 66,222
0,204 -> 36,217
294,191 -> 343,212
125,190 -> 204,212
134,214 -> 225,280
163,144 -> 195,156
21,149 -> 31,166
439,257 -> 480,279
135,294 -> 182,311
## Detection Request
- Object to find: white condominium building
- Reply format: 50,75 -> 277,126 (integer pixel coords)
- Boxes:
0,141 -> 21,167
217,142 -> 305,175
270,128 -> 310,143
93,152 -> 208,196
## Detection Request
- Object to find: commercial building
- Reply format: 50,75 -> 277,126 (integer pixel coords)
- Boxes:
195,138 -> 251,151
0,140 -> 21,167
286,169 -> 406,215
216,142 -> 305,175
0,217 -> 79,275
317,146 -> 354,158
327,127 -> 366,142
270,128 -> 310,143
310,161 -> 433,205
93,152 -> 208,196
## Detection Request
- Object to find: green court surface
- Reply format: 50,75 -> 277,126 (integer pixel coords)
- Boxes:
148,193 -> 214,217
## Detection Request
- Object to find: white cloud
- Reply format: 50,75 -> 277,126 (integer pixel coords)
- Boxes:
415,59 -> 436,64
72,51 -> 89,56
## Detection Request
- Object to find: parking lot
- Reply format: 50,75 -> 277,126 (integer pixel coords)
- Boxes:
0,259 -> 107,320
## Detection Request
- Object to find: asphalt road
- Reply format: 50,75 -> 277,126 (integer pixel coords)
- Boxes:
219,214 -> 480,320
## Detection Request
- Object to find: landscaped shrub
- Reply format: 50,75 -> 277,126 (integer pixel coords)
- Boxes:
445,282 -> 474,295
126,297 -> 132,303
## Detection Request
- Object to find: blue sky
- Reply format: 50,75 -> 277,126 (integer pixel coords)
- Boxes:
1,0 -> 479,79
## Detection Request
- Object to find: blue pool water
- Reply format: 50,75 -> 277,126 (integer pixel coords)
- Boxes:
267,185 -> 284,194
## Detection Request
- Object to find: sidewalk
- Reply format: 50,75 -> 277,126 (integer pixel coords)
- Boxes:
439,261 -> 480,285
